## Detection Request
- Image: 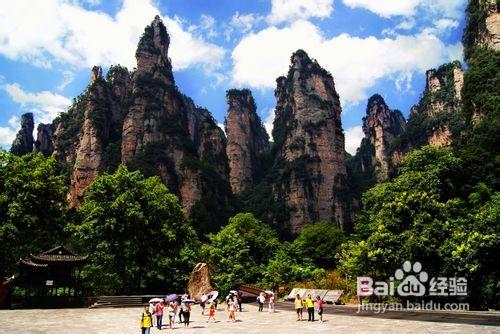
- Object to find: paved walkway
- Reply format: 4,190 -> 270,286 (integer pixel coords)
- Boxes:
0,303 -> 498,333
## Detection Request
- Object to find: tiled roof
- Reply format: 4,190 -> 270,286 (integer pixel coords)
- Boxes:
19,258 -> 48,268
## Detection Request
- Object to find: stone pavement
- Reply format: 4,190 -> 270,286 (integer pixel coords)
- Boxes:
0,303 -> 499,334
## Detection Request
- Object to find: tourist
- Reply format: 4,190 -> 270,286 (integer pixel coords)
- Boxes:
155,301 -> 164,330
140,306 -> 153,334
237,291 -> 243,312
257,293 -> 265,312
268,293 -> 275,313
207,302 -> 216,322
227,298 -> 237,322
148,302 -> 156,327
177,299 -> 184,324
200,294 -> 207,315
316,296 -> 324,322
306,294 -> 315,321
294,294 -> 304,321
183,301 -> 191,327
168,302 -> 176,329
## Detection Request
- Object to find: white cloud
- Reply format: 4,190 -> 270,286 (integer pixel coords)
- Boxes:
262,108 -> 275,140
57,70 -> 75,91
0,116 -> 19,148
343,0 -> 420,17
231,20 -> 462,104
434,18 -> 459,32
267,0 -> 334,25
230,12 -> 264,34
0,0 -> 225,72
344,125 -> 364,155
3,83 -> 71,124
343,0 -> 465,19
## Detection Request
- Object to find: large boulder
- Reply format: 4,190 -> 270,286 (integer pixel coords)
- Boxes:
187,263 -> 213,300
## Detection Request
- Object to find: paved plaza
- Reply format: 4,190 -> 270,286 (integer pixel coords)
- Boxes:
0,303 -> 499,333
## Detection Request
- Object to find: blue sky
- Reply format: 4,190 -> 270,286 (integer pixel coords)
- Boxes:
0,0 -> 466,154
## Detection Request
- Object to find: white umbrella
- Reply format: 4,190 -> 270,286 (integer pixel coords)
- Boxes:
265,290 -> 274,295
201,295 -> 208,302
149,298 -> 163,303
208,290 -> 219,301
229,290 -> 237,294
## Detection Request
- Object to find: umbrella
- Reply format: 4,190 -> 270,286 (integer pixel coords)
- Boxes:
229,290 -> 237,294
149,298 -> 163,303
165,294 -> 178,302
200,295 -> 208,302
208,290 -> 218,301
265,290 -> 274,296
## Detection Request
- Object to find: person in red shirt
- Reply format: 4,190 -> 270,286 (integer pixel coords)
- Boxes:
155,301 -> 164,329
316,296 -> 324,322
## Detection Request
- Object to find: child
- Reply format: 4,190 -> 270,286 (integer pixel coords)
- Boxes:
227,298 -> 237,322
140,306 -> 153,334
207,302 -> 216,323
268,294 -> 275,313
316,296 -> 324,322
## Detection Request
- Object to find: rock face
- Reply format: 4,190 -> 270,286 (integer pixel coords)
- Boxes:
354,94 -> 406,181
10,113 -> 34,155
474,0 -> 500,53
34,123 -> 55,157
391,61 -> 464,155
69,67 -> 112,205
225,89 -> 269,194
271,50 -> 347,233
120,16 -> 232,230
187,263 -> 213,300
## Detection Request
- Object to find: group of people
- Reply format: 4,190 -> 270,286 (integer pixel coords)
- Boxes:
294,294 -> 324,322
140,291 -> 326,332
140,294 -> 192,333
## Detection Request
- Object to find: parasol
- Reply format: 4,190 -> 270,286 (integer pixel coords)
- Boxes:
165,294 -> 179,302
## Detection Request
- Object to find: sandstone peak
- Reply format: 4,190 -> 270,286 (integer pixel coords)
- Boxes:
90,66 -> 103,83
225,88 -> 269,194
11,112 -> 34,156
136,15 -> 170,63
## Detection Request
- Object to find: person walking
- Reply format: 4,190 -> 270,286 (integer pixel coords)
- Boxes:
182,301 -> 191,327
227,298 -> 237,322
148,302 -> 156,327
306,294 -> 315,321
155,301 -> 164,330
257,293 -> 265,312
237,291 -> 243,312
207,302 -> 216,323
200,294 -> 207,315
167,302 -> 176,329
294,294 -> 304,321
268,294 -> 275,313
140,306 -> 153,334
316,296 -> 324,322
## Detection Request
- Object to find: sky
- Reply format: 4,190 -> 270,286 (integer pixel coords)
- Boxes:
0,0 -> 467,154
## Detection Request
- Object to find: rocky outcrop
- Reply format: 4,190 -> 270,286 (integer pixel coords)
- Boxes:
119,15 -> 233,230
68,67 -> 110,205
270,50 -> 347,233
391,61 -> 464,155
10,113 -> 34,155
187,263 -> 213,300
354,94 -> 406,181
225,89 -> 269,194
34,123 -> 55,157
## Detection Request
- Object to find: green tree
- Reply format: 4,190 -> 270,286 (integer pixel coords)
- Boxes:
293,221 -> 344,269
261,242 -> 324,290
202,212 -> 279,295
338,146 -> 499,308
70,165 -> 198,294
0,152 -> 69,277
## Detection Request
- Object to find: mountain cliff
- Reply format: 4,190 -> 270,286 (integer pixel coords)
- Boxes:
351,94 -> 406,183
247,50 -> 348,234
10,113 -> 34,156
398,62 -> 464,153
225,89 -> 269,194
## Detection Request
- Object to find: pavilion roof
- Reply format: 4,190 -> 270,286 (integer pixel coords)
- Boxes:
30,246 -> 88,263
